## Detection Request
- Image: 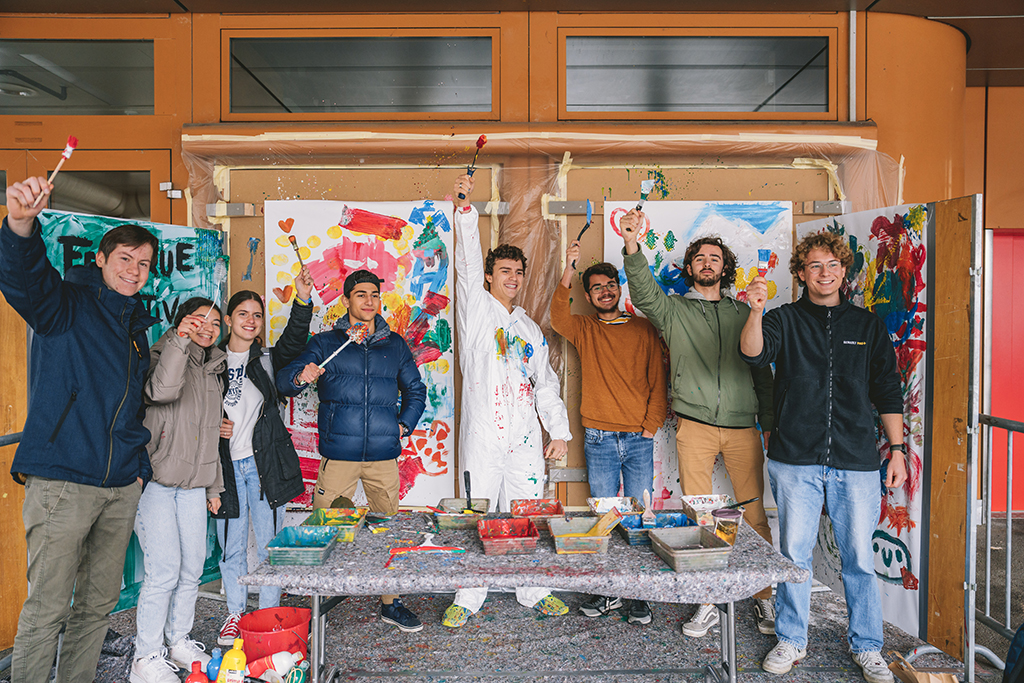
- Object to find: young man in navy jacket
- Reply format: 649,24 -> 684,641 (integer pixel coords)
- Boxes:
1,177 -> 159,683
740,231 -> 907,683
278,269 -> 427,633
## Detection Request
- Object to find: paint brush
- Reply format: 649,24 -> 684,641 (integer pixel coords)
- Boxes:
571,199 -> 593,270
757,249 -> 772,277
633,179 -> 656,213
31,135 -> 78,208
725,496 -> 758,510
288,235 -> 305,267
642,489 -> 657,528
463,470 -> 475,514
299,323 -> 368,384
203,258 -> 228,321
457,135 -> 487,200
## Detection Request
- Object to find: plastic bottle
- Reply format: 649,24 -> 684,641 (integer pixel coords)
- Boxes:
185,661 -> 208,683
216,638 -> 246,683
284,660 -> 310,683
245,651 -> 304,679
206,648 -> 223,681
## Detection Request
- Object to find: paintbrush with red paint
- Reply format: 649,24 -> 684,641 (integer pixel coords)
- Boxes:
31,136 -> 78,208
288,235 -> 305,267
457,135 -> 487,200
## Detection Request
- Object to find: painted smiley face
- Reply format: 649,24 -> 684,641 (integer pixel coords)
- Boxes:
872,530 -> 913,585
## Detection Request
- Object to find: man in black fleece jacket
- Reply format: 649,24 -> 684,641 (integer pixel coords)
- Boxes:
740,232 -> 907,683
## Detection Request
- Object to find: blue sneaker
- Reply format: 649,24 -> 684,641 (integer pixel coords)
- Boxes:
380,599 -> 423,632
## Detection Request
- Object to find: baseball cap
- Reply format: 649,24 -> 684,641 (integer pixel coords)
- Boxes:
343,269 -> 383,297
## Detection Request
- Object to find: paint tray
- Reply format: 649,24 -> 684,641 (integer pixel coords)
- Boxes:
509,498 -> 565,534
435,498 -> 491,530
300,506 -> 369,542
586,497 -> 643,517
649,526 -> 732,572
548,517 -> 611,554
267,526 -> 339,566
680,494 -> 741,527
617,511 -> 694,546
477,518 -> 540,556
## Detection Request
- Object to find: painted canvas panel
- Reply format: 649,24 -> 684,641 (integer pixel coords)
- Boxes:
264,200 -> 454,508
800,204 -> 928,637
602,200 -> 793,504
38,210 -> 225,345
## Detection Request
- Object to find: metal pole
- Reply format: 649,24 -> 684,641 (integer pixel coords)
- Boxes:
849,10 -> 857,122
310,594 -> 320,683
1005,431 -> 1013,629
985,426 -> 993,616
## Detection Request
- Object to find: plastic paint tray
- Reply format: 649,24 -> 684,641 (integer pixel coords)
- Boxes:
435,498 -> 491,530
267,526 -> 339,566
617,511 -> 694,546
548,517 -> 610,554
649,526 -> 732,571
477,517 -> 540,555
680,494 -> 741,527
509,499 -> 565,533
300,506 -> 369,542
587,497 -> 643,517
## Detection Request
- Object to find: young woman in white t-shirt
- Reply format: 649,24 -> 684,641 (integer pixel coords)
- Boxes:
213,266 -> 314,645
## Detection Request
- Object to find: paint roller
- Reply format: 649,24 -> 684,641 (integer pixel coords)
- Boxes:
31,136 -> 78,208
457,135 -> 487,201
298,323 -> 369,385
634,179 -> 656,213
571,200 -> 593,271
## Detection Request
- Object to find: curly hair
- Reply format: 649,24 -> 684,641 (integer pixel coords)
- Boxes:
484,244 -> 527,277
582,262 -> 619,291
681,236 -> 737,291
790,232 -> 854,283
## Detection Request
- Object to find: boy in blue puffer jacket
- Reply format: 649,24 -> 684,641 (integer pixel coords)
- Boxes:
277,268 -> 427,633
1,176 -> 159,683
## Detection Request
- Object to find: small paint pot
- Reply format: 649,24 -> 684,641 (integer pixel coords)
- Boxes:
711,508 -> 743,545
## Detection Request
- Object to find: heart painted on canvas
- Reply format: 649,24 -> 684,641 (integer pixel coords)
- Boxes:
278,218 -> 294,233
272,285 -> 293,303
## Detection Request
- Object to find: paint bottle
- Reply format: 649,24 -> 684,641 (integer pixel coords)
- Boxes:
206,648 -> 223,681
284,660 -> 310,683
185,661 -> 208,683
216,638 -> 246,683
245,651 -> 304,680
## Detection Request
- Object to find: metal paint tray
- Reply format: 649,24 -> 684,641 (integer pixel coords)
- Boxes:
586,497 -> 643,516
548,517 -> 610,554
435,498 -> 491,530
617,511 -> 694,546
649,526 -> 732,572
478,517 -> 540,555
267,526 -> 340,566
300,506 -> 369,542
680,494 -> 741,527
509,498 -> 564,534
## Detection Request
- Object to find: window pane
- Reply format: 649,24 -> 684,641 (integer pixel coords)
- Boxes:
48,171 -> 151,221
230,37 -> 492,114
0,171 -> 6,204
566,36 -> 828,113
0,40 -> 154,115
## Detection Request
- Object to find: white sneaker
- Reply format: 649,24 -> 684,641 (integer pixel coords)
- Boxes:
168,635 -> 211,669
130,649 -> 180,683
851,650 -> 894,683
681,603 -> 719,637
754,598 -> 776,635
762,640 -> 808,674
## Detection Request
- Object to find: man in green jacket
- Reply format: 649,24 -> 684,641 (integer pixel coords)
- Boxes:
620,208 -> 776,638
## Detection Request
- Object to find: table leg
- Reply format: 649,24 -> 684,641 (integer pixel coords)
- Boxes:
311,593 -> 322,683
724,602 -> 736,683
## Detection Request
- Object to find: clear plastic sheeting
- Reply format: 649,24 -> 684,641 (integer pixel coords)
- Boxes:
181,127 -> 898,369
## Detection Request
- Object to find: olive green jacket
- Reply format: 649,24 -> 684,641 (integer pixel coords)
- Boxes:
623,248 -> 774,431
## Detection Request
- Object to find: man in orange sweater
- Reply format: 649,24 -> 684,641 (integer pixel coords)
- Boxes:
550,239 -> 668,625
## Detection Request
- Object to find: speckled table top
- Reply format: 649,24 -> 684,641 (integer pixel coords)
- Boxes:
241,512 -> 809,604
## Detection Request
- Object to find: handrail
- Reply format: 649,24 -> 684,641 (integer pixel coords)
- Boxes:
0,432 -> 23,448
979,414 -> 1024,433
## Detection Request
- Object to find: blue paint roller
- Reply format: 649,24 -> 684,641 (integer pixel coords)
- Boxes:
571,199 -> 593,270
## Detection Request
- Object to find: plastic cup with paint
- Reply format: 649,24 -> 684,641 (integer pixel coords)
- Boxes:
711,507 -> 743,545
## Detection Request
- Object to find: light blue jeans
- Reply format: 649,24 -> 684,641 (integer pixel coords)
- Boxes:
768,458 -> 883,653
584,428 -> 655,500
134,482 -> 208,658
216,456 -> 284,615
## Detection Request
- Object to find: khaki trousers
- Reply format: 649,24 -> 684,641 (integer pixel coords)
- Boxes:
675,419 -> 773,600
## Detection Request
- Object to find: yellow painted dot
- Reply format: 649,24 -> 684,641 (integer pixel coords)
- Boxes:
767,281 -> 778,299
435,359 -> 449,374
270,316 -> 287,329
277,271 -> 293,284
268,299 -> 282,314
276,235 -> 291,248
299,246 -> 311,261
327,225 -> 342,239
291,262 -> 301,276
270,254 -> 289,266
307,235 -> 321,248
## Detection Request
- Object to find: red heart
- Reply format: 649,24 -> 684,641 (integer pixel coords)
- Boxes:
272,285 -> 294,303
278,218 -> 294,233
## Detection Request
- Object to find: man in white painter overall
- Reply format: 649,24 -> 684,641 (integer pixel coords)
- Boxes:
443,173 -> 572,628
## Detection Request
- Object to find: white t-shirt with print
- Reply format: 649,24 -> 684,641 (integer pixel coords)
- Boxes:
223,349 -> 263,461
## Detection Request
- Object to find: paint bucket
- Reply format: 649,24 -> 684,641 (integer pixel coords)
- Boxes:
237,607 -> 310,661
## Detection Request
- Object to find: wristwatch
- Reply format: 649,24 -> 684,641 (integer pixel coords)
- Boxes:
890,443 -> 906,454
399,424 -> 409,437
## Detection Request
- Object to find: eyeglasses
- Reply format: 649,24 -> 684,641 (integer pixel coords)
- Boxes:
588,282 -> 620,294
806,261 -> 843,275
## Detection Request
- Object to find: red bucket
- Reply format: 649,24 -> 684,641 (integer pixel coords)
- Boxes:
237,607 -> 311,661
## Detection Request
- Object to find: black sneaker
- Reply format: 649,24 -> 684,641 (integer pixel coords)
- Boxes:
579,595 -> 623,617
627,600 -> 652,625
380,599 -> 423,632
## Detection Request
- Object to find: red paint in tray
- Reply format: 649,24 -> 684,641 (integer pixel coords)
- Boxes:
509,499 -> 565,533
477,518 -> 540,555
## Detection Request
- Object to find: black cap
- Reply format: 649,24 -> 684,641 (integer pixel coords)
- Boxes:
343,269 -> 383,298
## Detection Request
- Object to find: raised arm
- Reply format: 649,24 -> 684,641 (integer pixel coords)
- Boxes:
740,275 -> 771,363
452,174 -> 490,317
269,295 -> 314,373
620,211 -> 673,330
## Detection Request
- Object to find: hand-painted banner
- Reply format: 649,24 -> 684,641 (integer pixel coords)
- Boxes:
264,200 -> 454,508
799,204 -> 928,638
38,210 -> 224,345
602,200 -> 793,505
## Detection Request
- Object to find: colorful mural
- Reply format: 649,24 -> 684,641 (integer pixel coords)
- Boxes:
800,204 -> 929,637
602,199 -> 793,504
263,200 -> 455,507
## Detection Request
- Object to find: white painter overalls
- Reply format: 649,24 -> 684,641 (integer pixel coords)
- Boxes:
453,206 -> 572,613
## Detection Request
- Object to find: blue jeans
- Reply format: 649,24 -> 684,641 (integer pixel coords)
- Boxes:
584,428 -> 655,501
217,456 -> 284,615
768,459 -> 883,653
134,483 -> 208,658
